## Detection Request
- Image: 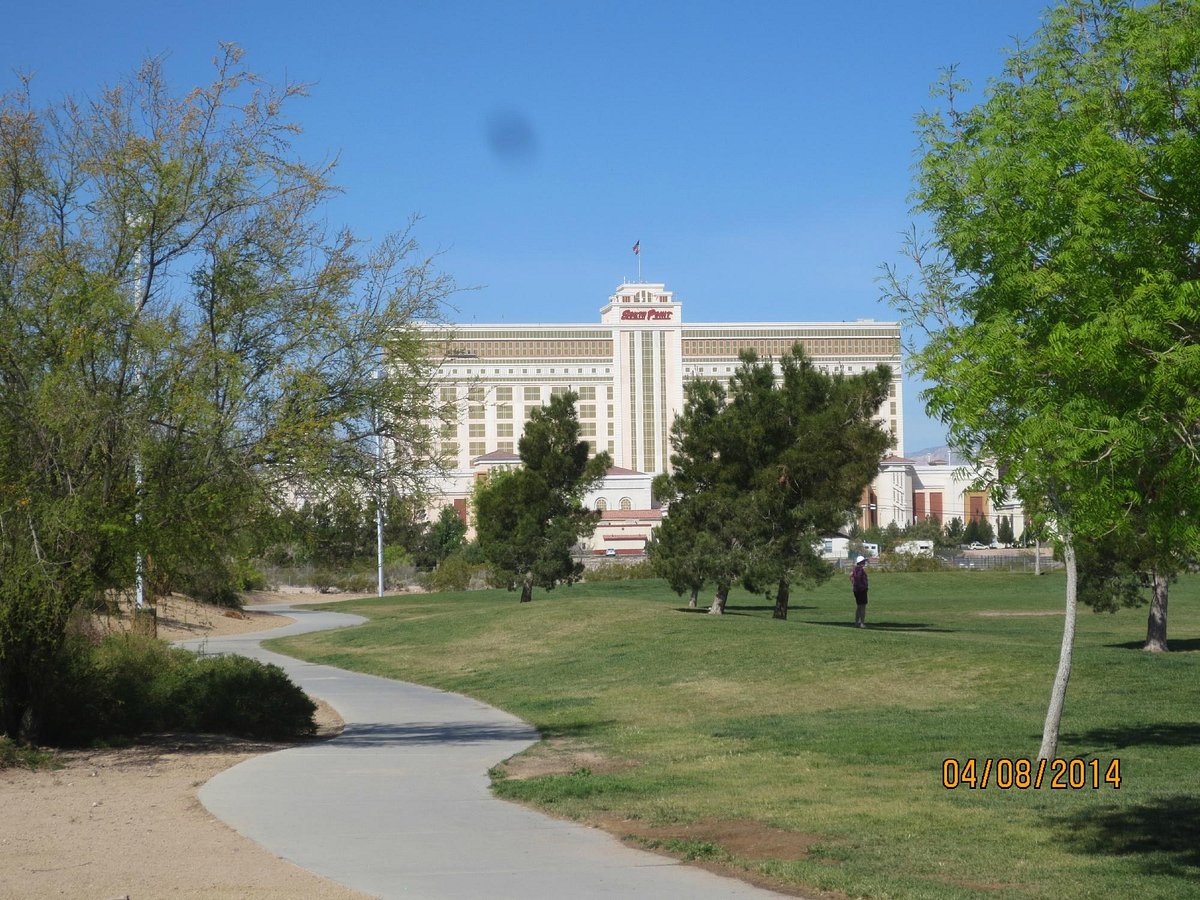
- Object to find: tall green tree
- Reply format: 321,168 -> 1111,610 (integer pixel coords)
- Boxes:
0,48 -> 452,741
474,393 -> 610,602
734,349 -> 891,619
425,505 -> 467,566
883,0 -> 1200,757
657,348 -> 891,618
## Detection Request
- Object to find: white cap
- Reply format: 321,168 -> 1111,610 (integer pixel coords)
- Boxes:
856,555 -> 867,564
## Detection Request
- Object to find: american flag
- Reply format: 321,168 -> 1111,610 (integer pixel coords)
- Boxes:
632,240 -> 640,255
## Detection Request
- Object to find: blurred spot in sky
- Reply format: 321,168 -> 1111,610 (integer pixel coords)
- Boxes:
485,110 -> 538,167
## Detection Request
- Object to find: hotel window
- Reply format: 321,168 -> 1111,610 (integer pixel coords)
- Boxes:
579,404 -> 596,419
585,440 -> 597,455
439,387 -> 456,402
469,423 -> 485,438
890,402 -> 897,415
497,404 -> 513,419
551,386 -> 568,396
469,404 -> 484,420
524,386 -> 541,401
469,441 -> 486,457
579,386 -> 596,400
525,407 -> 536,420
496,387 -> 512,401
596,498 -> 608,511
608,422 -> 615,436
468,387 -> 484,402
497,423 -> 513,437
440,423 -> 457,439
619,497 -> 632,510
580,423 -> 596,436
441,442 -> 458,456
497,441 -> 514,453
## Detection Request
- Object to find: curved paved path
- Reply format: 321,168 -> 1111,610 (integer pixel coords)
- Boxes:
180,605 -> 785,899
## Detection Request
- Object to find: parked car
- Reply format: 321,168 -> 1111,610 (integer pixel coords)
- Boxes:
968,541 -> 984,550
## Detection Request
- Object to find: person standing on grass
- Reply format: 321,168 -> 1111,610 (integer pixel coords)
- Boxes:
850,555 -> 869,628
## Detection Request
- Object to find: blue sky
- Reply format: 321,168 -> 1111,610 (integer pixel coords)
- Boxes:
3,0 -> 1055,450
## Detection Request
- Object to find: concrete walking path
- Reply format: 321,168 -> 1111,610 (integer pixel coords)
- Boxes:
180,605 -> 786,899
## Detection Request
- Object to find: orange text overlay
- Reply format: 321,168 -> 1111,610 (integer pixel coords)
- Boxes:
942,757 -> 1121,790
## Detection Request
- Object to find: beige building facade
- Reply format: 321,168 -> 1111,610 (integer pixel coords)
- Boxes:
426,281 -> 904,486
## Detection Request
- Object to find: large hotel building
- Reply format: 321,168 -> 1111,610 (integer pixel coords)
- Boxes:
424,282 -> 909,542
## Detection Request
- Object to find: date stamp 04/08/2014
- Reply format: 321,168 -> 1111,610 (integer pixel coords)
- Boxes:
942,757 -> 1122,790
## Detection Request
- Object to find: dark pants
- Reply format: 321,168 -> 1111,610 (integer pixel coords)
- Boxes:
854,590 -> 868,625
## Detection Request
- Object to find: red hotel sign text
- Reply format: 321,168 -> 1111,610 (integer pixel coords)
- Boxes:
620,309 -> 673,321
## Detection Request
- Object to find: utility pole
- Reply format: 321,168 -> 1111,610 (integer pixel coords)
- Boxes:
375,367 -> 385,598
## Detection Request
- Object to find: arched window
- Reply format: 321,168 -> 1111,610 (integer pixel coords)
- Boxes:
619,497 -> 632,510
596,498 -> 608,511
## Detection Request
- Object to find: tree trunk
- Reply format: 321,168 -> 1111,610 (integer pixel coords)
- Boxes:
1038,538 -> 1077,761
688,587 -> 698,608
772,578 -> 790,620
1143,570 -> 1169,652
1034,539 -> 1041,576
519,577 -> 533,603
708,584 -> 728,615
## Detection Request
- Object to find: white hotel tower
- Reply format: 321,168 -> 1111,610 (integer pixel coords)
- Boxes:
423,282 -> 904,540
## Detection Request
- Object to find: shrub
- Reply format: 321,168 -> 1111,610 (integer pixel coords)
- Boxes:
431,553 -> 481,592
167,655 -> 316,741
0,736 -> 58,770
33,633 -> 315,746
583,559 -> 657,581
876,553 -> 951,573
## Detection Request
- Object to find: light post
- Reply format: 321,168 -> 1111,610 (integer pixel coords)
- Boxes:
374,367 -> 386,598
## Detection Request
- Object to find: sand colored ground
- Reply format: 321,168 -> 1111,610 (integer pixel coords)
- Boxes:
0,590 -> 378,900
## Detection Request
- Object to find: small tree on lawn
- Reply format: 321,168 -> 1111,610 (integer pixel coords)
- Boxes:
474,393 -> 609,601
884,0 -> 1200,757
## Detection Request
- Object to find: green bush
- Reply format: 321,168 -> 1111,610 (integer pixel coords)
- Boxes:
0,736 -> 58,770
166,654 -> 316,741
431,553 -> 486,592
34,633 -> 315,747
876,553 -> 951,573
583,559 -> 658,581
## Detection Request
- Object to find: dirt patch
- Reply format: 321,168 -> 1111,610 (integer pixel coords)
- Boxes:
0,700 -> 369,900
492,737 -> 639,780
0,595 -> 372,899
592,815 -> 843,899
494,739 -> 836,899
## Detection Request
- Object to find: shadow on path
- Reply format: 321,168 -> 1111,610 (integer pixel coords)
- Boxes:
336,721 -> 537,746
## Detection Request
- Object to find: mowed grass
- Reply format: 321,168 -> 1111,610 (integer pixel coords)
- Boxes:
268,573 -> 1200,899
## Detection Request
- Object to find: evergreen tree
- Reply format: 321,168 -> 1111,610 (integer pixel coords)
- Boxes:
474,393 -> 610,601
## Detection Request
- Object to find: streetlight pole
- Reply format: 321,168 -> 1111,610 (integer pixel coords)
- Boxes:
374,367 -> 385,598
131,233 -> 146,611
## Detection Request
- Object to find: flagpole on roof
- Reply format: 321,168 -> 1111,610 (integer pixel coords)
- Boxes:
633,239 -> 641,281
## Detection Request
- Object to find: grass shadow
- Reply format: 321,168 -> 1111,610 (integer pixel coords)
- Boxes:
674,605 -> 818,615
801,620 -> 956,633
1065,722 -> 1200,750
1049,795 -> 1200,876
1105,638 -> 1200,652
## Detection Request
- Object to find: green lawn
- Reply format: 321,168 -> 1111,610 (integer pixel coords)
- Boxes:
268,573 -> 1200,899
